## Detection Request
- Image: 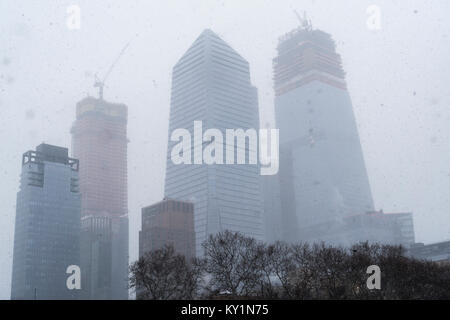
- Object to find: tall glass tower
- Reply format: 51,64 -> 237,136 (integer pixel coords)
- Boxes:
11,144 -> 81,300
274,22 -> 374,243
164,29 -> 263,256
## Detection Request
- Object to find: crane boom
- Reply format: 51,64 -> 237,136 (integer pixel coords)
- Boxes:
94,42 -> 130,100
293,10 -> 312,30
293,9 -> 303,24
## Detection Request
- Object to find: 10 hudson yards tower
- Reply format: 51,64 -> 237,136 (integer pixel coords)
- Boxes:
164,29 -> 264,256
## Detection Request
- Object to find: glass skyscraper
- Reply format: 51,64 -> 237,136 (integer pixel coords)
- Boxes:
11,144 -> 81,300
274,23 -> 374,243
164,29 -> 264,255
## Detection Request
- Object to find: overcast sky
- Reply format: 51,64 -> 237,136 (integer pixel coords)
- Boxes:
0,0 -> 449,299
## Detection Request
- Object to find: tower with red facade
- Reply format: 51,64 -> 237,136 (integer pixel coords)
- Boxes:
71,96 -> 129,300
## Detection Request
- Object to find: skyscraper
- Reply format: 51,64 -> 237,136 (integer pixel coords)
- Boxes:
273,22 -> 374,243
164,29 -> 264,256
139,198 -> 195,261
71,96 -> 129,299
11,144 -> 81,300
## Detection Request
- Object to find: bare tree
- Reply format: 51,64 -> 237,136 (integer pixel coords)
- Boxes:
345,242 -> 383,299
288,243 -> 349,299
259,241 -> 297,299
130,233 -> 450,300
202,230 -> 265,297
376,245 -> 450,300
129,245 -> 202,300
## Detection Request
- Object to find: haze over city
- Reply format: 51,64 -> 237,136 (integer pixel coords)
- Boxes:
0,0 -> 449,299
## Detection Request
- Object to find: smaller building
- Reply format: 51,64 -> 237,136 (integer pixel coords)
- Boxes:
408,241 -> 450,265
80,215 -> 113,300
139,198 -> 195,260
298,210 -> 415,248
261,172 -> 282,243
346,211 -> 415,248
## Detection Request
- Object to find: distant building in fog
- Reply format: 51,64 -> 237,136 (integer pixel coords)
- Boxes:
346,211 -> 415,247
139,198 -> 195,260
79,215 -> 127,300
71,96 -> 129,300
409,241 -> 450,265
80,216 -> 112,300
298,210 -> 415,247
11,144 -> 81,300
273,21 -> 374,243
261,173 -> 282,244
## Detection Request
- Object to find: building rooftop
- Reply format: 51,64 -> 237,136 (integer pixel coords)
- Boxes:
22,143 -> 79,170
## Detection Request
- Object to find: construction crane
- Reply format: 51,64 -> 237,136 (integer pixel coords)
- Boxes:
293,9 -> 312,31
94,42 -> 130,100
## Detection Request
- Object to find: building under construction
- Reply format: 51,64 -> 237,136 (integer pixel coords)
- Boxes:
71,97 -> 129,300
273,19 -> 374,244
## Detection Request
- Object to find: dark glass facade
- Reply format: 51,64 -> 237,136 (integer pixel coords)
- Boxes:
11,144 -> 81,300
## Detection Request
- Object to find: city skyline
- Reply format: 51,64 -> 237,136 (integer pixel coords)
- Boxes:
5,25 -> 431,298
1,1 -> 449,299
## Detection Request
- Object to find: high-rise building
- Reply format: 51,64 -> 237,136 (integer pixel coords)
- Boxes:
164,29 -> 264,256
71,96 -> 129,299
11,144 -> 81,300
273,22 -> 374,243
139,198 -> 195,260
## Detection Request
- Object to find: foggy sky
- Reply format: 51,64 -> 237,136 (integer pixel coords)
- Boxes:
1,0 -> 449,299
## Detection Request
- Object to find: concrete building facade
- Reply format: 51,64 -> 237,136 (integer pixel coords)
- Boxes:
139,198 -> 195,261
71,97 -> 129,299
